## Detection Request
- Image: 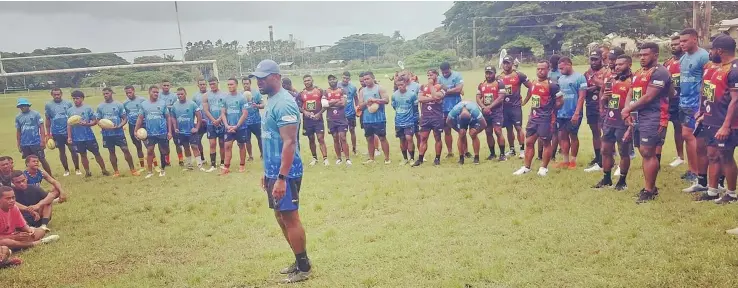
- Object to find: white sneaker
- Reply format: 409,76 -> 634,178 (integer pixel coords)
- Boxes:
309,158 -> 317,166
537,167 -> 548,176
159,171 -> 166,177
629,150 -> 636,159
584,163 -> 602,172
75,170 -> 82,176
199,166 -> 207,172
323,159 -> 329,166
384,159 -> 392,164
374,150 -> 382,156
682,183 -> 708,193
145,173 -> 154,179
614,166 -> 621,176
220,163 -> 226,169
669,157 -> 684,167
39,224 -> 51,232
335,159 -> 343,165
399,159 -> 408,166
154,166 -> 162,173
513,166 -> 531,175
40,235 -> 60,244
345,159 -> 352,166
727,227 -> 738,236
63,171 -> 70,177
363,159 -> 375,165
205,166 -> 217,173
518,151 -> 524,159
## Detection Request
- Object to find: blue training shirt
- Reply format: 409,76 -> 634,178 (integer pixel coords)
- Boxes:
123,96 -> 145,128
361,85 -> 387,124
96,101 -> 126,137
438,71 -> 464,113
679,48 -> 709,108
140,99 -> 169,137
338,82 -> 357,117
392,89 -> 418,127
205,90 -> 225,125
556,72 -> 588,119
262,88 -> 303,179
244,90 -> 263,125
191,90 -> 208,124
160,91 -> 177,109
447,101 -> 483,121
68,104 -> 97,141
15,110 -> 43,146
223,92 -> 247,130
170,100 -> 200,136
44,100 -> 73,136
548,70 -> 562,83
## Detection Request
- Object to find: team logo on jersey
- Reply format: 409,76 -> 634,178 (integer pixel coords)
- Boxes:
717,75 -> 723,81
706,105 -> 711,113
333,110 -> 337,115
609,111 -> 615,118
281,115 -> 298,123
505,97 -> 510,102
592,95 -> 598,101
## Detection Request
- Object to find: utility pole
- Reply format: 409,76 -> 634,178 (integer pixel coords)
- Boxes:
269,25 -> 274,59
693,1 -> 699,30
472,18 -> 477,58
703,1 -> 712,45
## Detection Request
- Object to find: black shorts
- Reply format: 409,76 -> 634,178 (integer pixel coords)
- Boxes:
247,123 -> 261,139
329,122 -> 349,135
52,134 -> 70,151
634,125 -> 666,147
128,125 -> 143,147
22,212 -> 41,228
264,177 -> 302,211
20,145 -> 45,159
586,106 -> 600,125
602,126 -> 634,156
525,120 -> 553,140
347,115 -> 357,128
668,103 -> 680,123
71,140 -> 100,154
395,125 -> 416,138
451,118 -> 482,132
206,125 -> 225,140
197,122 -> 207,135
144,135 -> 169,150
679,106 -> 698,130
174,134 -> 199,146
556,118 -> 581,134
224,129 -> 250,144
102,135 -> 128,149
700,125 -> 738,150
484,112 -> 503,127
503,106 -> 523,127
364,122 -> 387,137
302,119 -> 325,136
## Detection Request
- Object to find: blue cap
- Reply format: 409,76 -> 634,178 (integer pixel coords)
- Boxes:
16,98 -> 31,107
249,59 -> 280,79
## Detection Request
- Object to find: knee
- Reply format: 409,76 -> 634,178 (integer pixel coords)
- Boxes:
707,152 -> 721,163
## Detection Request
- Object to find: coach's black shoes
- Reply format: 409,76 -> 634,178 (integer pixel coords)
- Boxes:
473,156 -> 480,165
486,154 -> 496,161
614,180 -> 628,191
433,158 -> 441,166
592,179 -> 613,189
464,152 -> 473,158
411,159 -> 423,167
636,188 -> 658,204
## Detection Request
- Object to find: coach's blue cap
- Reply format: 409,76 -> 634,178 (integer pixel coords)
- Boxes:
16,98 -> 31,107
249,59 -> 280,79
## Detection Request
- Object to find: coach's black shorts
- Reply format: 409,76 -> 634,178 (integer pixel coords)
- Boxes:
247,123 -> 261,139
602,125 -> 633,157
71,140 -> 100,154
364,122 -> 387,138
174,134 -> 199,146
52,134 -> 70,151
264,177 -> 301,212
634,125 -> 666,148
144,135 -> 169,149
503,106 -> 523,127
102,135 -> 128,149
20,145 -> 45,159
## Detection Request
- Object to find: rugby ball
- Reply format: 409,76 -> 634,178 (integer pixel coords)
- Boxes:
321,99 -> 330,108
67,115 -> 82,125
367,103 -> 380,113
46,138 -> 56,150
98,119 -> 115,129
135,128 -> 148,140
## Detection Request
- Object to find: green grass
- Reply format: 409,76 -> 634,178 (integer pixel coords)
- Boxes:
3,66 -> 738,287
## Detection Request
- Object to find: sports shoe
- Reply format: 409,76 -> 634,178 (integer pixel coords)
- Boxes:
158,170 -> 166,177
682,183 -> 708,193
219,168 -> 230,176
39,224 -> 51,232
726,227 -> 738,236
281,269 -> 311,284
63,171 -> 70,177
102,170 -> 111,176
669,157 -> 684,167
374,150 -> 381,156
345,159 -> 352,166
335,159 -> 343,165
464,152 -> 473,158
445,153 -> 455,159
154,166 -> 162,173
411,159 -> 423,167
682,171 -> 697,183
280,262 -> 298,274
384,159 -> 391,165
112,171 -> 120,178
323,159 -> 329,166
309,158 -> 317,166
184,164 -> 194,171
220,163 -> 226,169
518,151 -> 524,159
205,166 -> 217,173
636,189 -> 657,204
554,162 -> 569,169
247,157 -> 254,162
537,167 -> 548,176
399,159 -> 408,166
363,159 -> 375,165
238,165 -> 245,173
145,172 -> 154,179
614,182 -> 628,191
513,166 -> 531,176
498,155 -> 507,162
629,150 -> 636,159
505,150 -> 515,157
75,170 -> 82,176
592,179 -> 613,189
694,191 -> 719,201
433,158 -> 441,166
85,172 -> 93,178
40,235 -> 60,244
130,170 -> 141,176
567,162 -> 577,170
486,154 -> 496,161
714,193 -> 738,204
458,157 -> 464,165
614,166 -> 621,176
584,163 -> 602,172
587,159 -> 597,168
178,161 -> 185,167
473,157 -> 480,165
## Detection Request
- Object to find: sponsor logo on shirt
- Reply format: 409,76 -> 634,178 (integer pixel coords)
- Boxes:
281,115 -> 298,123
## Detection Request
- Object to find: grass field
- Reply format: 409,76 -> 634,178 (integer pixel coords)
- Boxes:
3,66 -> 738,287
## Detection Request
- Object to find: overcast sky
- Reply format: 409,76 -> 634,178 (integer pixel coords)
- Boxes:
0,1 -> 453,61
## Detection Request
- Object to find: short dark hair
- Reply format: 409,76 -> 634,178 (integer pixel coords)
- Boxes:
549,54 -> 561,67
0,186 -> 12,195
124,85 -> 134,90
327,75 -> 337,80
537,60 -> 550,68
50,87 -> 62,94
71,90 -> 85,98
0,156 -> 12,162
161,79 -> 171,83
303,74 -> 312,79
395,75 -> 408,83
427,69 -> 439,76
282,77 -> 292,85
639,42 -> 660,54
617,55 -> 632,63
343,71 -> 351,77
102,87 -> 113,93
177,87 -> 186,93
680,28 -> 699,38
149,85 -> 159,91
440,62 -> 451,70
670,35 -> 680,41
364,71 -> 375,78
25,154 -> 38,164
241,77 -> 251,83
358,72 -> 366,78
11,170 -> 24,179
558,57 -> 572,65
208,77 -> 219,83
227,77 -> 238,83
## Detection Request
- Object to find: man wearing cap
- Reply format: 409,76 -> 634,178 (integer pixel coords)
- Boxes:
97,88 -> 138,177
477,66 -> 507,161
323,74 -> 351,165
621,42 -> 674,203
692,34 -> 738,203
499,56 -> 532,159
15,98 -> 52,177
299,75 -> 329,166
582,48 -> 609,173
250,59 -> 311,283
438,62 -> 465,159
678,28 -> 710,188
67,91 -> 110,177
337,71 -> 359,155
45,88 -> 79,176
515,60 -> 562,176
665,35 -> 686,168
446,101 -> 487,164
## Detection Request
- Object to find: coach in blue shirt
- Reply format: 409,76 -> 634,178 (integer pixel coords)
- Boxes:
438,62 -> 465,158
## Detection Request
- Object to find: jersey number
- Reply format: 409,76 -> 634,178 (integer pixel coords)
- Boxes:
531,95 -> 541,108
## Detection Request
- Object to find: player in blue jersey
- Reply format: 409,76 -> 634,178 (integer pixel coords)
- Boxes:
190,79 -> 209,168
123,85 -> 153,171
159,79 -> 184,167
134,85 -> 172,178
554,57 -> 588,170
171,87 -> 203,170
220,78 -> 249,175
392,76 -> 418,165
338,71 -> 359,154
44,88 -> 79,176
202,77 -> 227,172
242,77 -> 264,161
97,88 -> 138,177
15,98 -> 52,176
23,154 -> 66,203
446,101 -> 487,165
438,62 -> 465,158
250,60 -> 311,283
66,91 -> 109,177
358,71 -> 392,164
